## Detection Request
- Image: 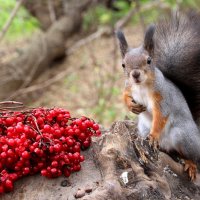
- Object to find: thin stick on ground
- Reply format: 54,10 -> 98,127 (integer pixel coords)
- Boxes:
0,101 -> 23,106
0,0 -> 24,43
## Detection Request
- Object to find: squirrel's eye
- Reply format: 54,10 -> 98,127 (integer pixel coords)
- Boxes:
122,63 -> 125,68
147,57 -> 151,64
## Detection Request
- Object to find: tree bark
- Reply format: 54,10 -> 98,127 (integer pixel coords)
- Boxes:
86,120 -> 200,200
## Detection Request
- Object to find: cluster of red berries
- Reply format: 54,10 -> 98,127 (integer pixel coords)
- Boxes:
0,108 -> 101,194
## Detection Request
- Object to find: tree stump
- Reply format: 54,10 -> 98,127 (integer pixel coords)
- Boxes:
85,120 -> 200,200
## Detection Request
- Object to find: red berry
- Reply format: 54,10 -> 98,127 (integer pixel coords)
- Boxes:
4,179 -> 13,192
74,164 -> 81,171
16,124 -> 23,133
73,145 -> 80,152
80,155 -> 85,162
66,138 -> 74,146
95,130 -> 101,136
9,173 -> 18,181
83,141 -> 90,148
21,151 -> 30,159
6,117 -> 14,125
41,169 -> 48,177
73,152 -> 80,160
8,139 -> 15,147
34,148 -> 41,155
43,124 -> 51,132
23,167 -> 30,175
78,133 -> 86,141
1,152 -> 7,159
0,185 -> 4,194
63,169 -> 70,177
50,168 -> 57,174
51,161 -> 58,168
93,123 -> 99,131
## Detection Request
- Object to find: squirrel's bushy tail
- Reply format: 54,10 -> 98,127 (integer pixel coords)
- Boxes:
153,12 -> 200,121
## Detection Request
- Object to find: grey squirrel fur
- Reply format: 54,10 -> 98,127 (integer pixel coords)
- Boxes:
151,12 -> 200,124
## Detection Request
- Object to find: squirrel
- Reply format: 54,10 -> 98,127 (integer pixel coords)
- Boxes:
116,12 -> 200,181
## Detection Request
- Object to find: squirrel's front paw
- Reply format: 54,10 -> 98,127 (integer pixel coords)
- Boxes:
148,133 -> 159,151
126,98 -> 146,114
130,100 -> 146,114
123,87 -> 146,114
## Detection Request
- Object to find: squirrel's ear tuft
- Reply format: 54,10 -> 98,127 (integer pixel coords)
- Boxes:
144,24 -> 155,55
116,30 -> 128,58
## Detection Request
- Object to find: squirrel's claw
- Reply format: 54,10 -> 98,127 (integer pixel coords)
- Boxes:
148,134 -> 159,151
184,160 -> 197,181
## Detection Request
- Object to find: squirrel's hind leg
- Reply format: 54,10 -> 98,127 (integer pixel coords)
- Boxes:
161,126 -> 197,181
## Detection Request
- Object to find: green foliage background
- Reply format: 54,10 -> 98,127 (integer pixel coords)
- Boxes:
0,0 -> 39,41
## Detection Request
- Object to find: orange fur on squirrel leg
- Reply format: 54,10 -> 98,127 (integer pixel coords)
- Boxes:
184,160 -> 197,181
123,87 -> 146,114
149,92 -> 168,149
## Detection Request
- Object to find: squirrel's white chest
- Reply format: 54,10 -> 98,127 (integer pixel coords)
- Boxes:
131,85 -> 152,111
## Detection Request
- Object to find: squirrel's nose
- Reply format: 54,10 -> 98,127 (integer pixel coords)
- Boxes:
132,71 -> 140,79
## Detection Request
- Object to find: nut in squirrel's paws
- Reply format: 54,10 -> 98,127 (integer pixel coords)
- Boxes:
148,134 -> 159,151
184,160 -> 197,181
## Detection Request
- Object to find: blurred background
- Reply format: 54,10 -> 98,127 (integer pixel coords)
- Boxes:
0,0 -> 199,127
